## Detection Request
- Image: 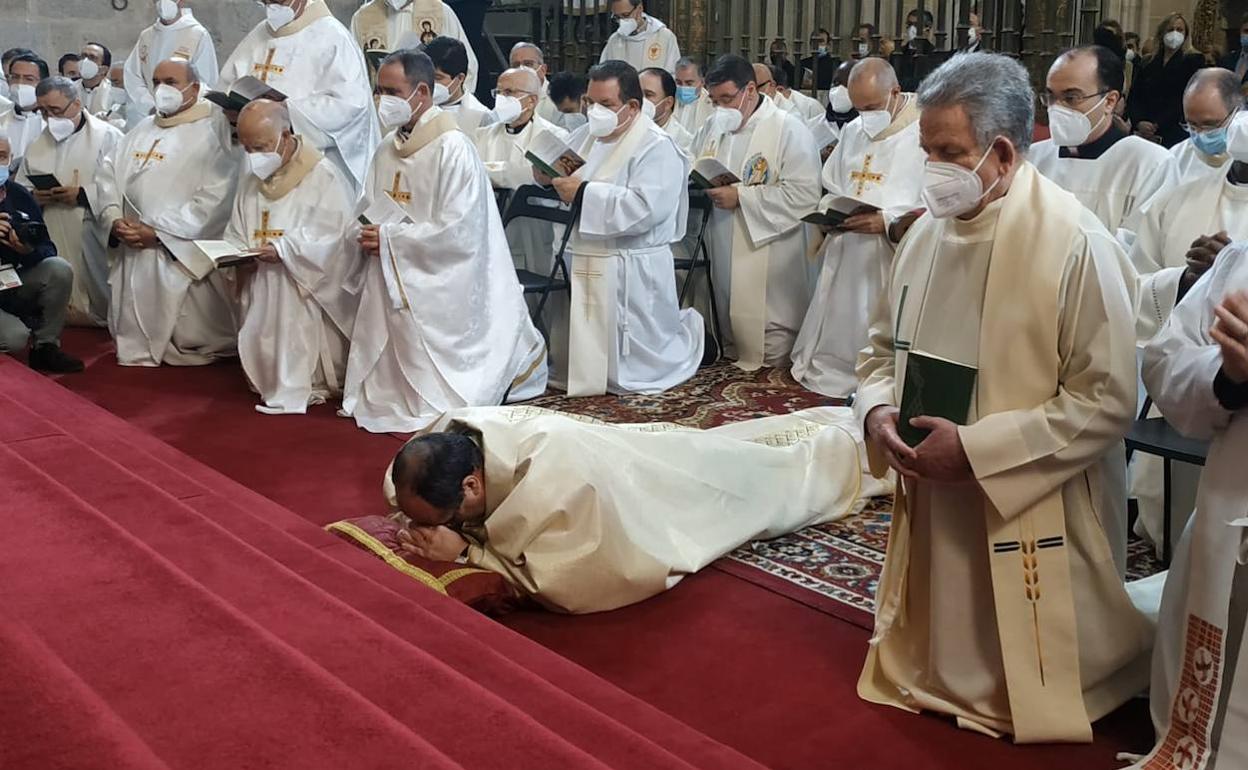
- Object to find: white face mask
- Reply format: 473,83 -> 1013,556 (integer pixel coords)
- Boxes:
377,93 -> 416,130
432,83 -> 451,106
711,105 -> 742,134
829,85 -> 852,114
266,2 -> 297,33
0,78 -> 8,101
385,0 -> 409,9
858,92 -> 895,139
13,84 -> 36,110
968,27 -> 979,44
1125,49 -> 1137,61
1225,111 -> 1248,162
641,98 -> 656,120
907,25 -> 918,41
1047,93 -> 1108,147
857,42 -> 869,56
246,143 -> 284,180
1163,30 -> 1185,51
491,94 -> 524,124
587,102 -> 628,137
558,111 -> 587,131
921,140 -> 1000,219
110,88 -> 129,107
153,82 -> 189,116
156,0 -> 179,23
79,58 -> 100,82
616,17 -> 639,36
48,115 -> 76,142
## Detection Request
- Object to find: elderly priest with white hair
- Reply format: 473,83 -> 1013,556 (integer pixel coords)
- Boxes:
854,52 -> 1151,743
219,0 -> 379,193
342,51 -> 547,434
97,59 -> 238,367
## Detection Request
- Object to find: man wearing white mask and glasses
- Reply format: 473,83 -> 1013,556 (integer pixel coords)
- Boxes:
791,57 -> 926,399
539,59 -> 704,396
225,100 -> 360,415
342,51 -> 546,434
855,52 -> 1148,742
423,36 -> 493,135
0,54 -> 49,170
1030,45 -> 1169,248
599,0 -> 681,74
96,59 -> 239,367
351,0 -> 478,94
122,0 -> 217,122
77,44 -> 115,122
691,54 -> 820,372
18,77 -> 122,328
219,0 -> 379,195
1149,67 -> 1240,194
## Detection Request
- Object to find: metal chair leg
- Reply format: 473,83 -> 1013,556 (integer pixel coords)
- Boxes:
1163,457 -> 1172,567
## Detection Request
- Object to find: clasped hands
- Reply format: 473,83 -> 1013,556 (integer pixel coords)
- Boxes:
1212,289 -> 1248,385
865,405 -> 974,483
397,525 -> 469,563
111,218 -> 161,249
33,185 -> 80,207
1183,231 -> 1229,290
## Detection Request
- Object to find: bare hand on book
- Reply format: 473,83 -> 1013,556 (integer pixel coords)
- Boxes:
706,185 -> 740,210
907,416 -> 973,483
552,174 -> 583,204
865,405 -> 918,479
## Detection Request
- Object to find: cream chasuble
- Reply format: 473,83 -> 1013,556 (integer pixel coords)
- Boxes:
386,405 -> 891,614
18,113 -> 123,327
219,1 -> 380,193
791,96 -> 925,398
226,142 -> 362,415
694,95 -> 822,370
559,117 -> 703,397
96,104 -> 239,367
599,15 -> 682,73
1136,245 -> 1248,770
855,164 -> 1151,742
122,10 -> 218,119
341,108 -> 547,434
350,0 -> 479,94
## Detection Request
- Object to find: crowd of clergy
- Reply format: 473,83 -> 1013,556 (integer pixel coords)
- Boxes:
5,0 -> 1248,761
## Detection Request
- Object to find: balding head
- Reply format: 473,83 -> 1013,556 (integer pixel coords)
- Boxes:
496,67 -> 542,127
752,62 -> 778,99
1184,67 -> 1242,129
848,57 -> 900,113
237,99 -> 292,153
391,433 -> 487,527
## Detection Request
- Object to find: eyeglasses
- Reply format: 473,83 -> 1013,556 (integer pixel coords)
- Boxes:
39,103 -> 77,118
1039,90 -> 1108,109
491,89 -> 536,99
1182,108 -> 1237,134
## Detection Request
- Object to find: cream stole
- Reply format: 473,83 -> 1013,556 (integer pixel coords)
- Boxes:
354,0 -> 443,50
863,163 -> 1096,742
707,97 -> 784,371
565,114 -> 657,397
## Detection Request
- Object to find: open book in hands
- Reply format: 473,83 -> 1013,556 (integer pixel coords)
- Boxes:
205,76 -> 287,113
801,195 -> 881,230
173,240 -> 263,281
525,130 -> 586,179
690,157 -> 741,189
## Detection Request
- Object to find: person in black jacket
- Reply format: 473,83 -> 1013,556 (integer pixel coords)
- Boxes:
0,135 -> 82,373
1126,12 -> 1205,147
1220,12 -> 1248,85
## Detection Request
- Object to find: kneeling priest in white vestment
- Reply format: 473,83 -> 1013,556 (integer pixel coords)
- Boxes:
228,100 -> 361,415
342,51 -> 547,434
98,59 -> 238,367
855,53 -> 1151,743
383,405 -> 891,614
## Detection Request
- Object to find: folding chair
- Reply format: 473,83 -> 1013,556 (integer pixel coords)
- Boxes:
674,187 -> 723,345
500,184 -> 581,342
493,188 -> 512,217
1124,396 -> 1210,566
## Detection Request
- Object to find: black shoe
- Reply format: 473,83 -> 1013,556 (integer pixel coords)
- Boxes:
700,330 -> 720,368
28,344 -> 84,374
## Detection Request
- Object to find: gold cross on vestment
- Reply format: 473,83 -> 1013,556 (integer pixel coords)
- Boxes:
253,210 -> 285,246
572,266 -> 603,321
849,154 -> 884,196
133,139 -> 165,168
386,172 -> 412,204
252,48 -> 285,83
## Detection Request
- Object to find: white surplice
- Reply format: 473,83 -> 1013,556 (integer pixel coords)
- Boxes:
557,116 -> 704,397
80,79 -> 113,122
1159,138 -> 1231,190
122,10 -> 218,120
350,0 -> 479,94
0,108 -> 44,167
1136,242 -> 1248,770
791,97 -> 926,397
780,89 -> 825,123
342,107 -> 547,434
442,92 -> 494,135
692,95 -> 822,369
659,116 -> 694,156
226,145 -> 362,415
219,0 -> 380,193
18,114 -> 124,327
673,91 -> 714,134
96,105 -> 239,367
599,15 -> 682,73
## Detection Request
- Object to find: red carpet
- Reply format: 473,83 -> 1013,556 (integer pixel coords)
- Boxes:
29,329 -> 1155,769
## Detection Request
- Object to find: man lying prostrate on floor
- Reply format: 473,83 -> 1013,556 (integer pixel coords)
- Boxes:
381,406 -> 891,614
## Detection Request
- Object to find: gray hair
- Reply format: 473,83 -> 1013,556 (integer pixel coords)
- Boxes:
36,75 -> 80,103
1185,67 -> 1243,114
674,56 -> 702,77
510,41 -> 544,65
917,51 -> 1035,154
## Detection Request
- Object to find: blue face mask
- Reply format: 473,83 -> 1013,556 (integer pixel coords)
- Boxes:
1241,34 -> 1248,48
0,165 -> 8,187
1191,126 -> 1229,157
676,85 -> 698,105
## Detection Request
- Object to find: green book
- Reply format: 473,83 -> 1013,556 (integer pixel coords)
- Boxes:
898,350 -> 978,448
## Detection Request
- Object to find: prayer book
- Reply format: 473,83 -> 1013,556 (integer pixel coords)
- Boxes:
25,173 -> 62,191
175,240 -> 262,280
801,196 -> 880,229
0,264 -> 20,291
205,76 -> 286,113
358,195 -> 414,227
898,350 -> 978,448
690,158 -> 741,189
525,131 -> 586,179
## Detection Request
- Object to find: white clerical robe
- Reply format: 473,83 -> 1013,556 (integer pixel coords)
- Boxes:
219,0 -> 380,192
442,92 -> 494,135
674,91 -> 714,134
1136,244 -> 1248,770
557,117 -> 704,396
1030,134 -> 1171,246
342,107 -> 547,434
97,105 -> 239,367
791,97 -> 925,397
389,405 -> 892,613
693,95 -> 822,369
80,79 -> 113,122
350,0 -> 479,94
18,114 -> 124,327
780,90 -> 825,123
226,144 -> 361,415
659,117 -> 694,156
0,108 -> 44,167
599,15 -> 682,73
122,10 -> 218,120
1160,138 -> 1231,189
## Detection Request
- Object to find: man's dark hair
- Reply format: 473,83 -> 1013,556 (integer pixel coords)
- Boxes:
422,35 -> 469,78
382,49 -> 434,90
392,433 -> 484,512
549,70 -> 587,103
770,64 -> 789,88
3,47 -> 35,69
858,23 -> 877,36
907,8 -> 935,25
86,42 -> 112,67
589,59 -> 643,105
11,53 -> 50,80
705,54 -> 755,91
812,27 -> 831,40
1092,23 -> 1126,58
640,65 -> 676,98
1072,44 -> 1125,94
58,53 -> 79,75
